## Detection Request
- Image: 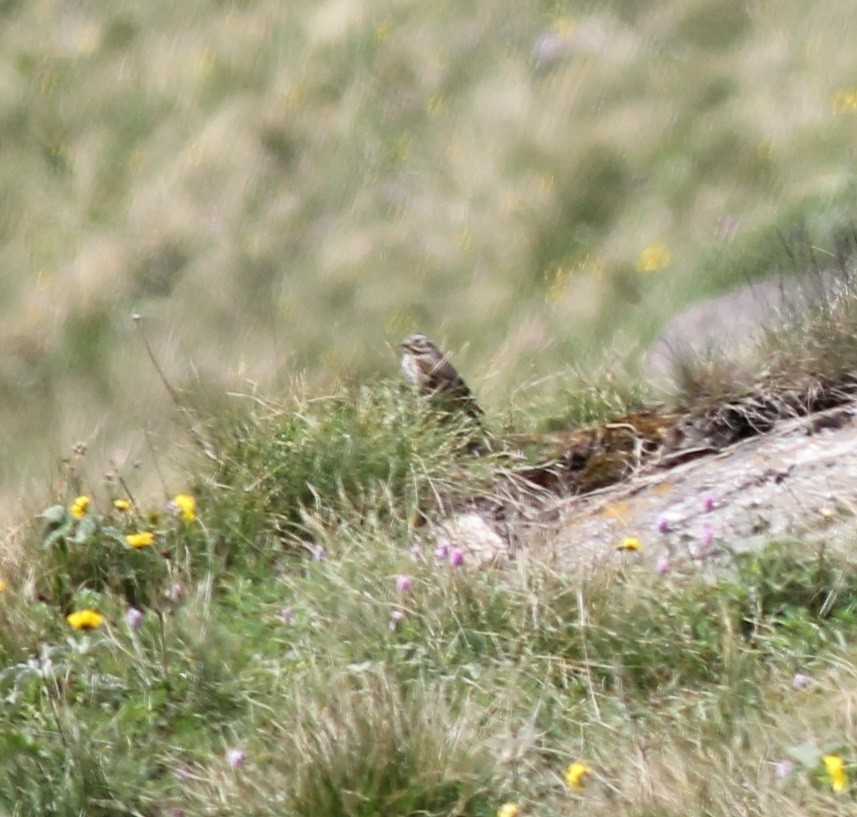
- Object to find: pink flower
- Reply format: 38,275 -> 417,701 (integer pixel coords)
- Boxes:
700,522 -> 714,549
312,545 -> 326,561
435,537 -> 451,560
449,548 -> 465,567
390,608 -> 406,630
656,513 -> 671,534
774,759 -> 794,780
655,554 -> 671,576
278,608 -> 294,625
166,582 -> 185,603
702,493 -> 715,513
226,748 -> 245,769
126,607 -> 144,630
410,545 -> 423,562
792,672 -> 811,689
395,574 -> 412,593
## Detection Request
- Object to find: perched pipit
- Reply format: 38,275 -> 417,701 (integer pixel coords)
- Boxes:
398,333 -> 484,422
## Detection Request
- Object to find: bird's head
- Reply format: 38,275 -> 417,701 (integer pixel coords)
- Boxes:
398,333 -> 436,355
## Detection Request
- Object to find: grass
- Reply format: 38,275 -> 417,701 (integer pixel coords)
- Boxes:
6,0 -> 857,503
4,378 -> 857,815
8,3 -> 857,814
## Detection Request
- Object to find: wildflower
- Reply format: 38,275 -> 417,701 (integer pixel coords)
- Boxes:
126,531 -> 155,549
172,493 -> 197,523
311,544 -> 326,561
70,495 -> 91,519
636,243 -> 671,273
279,607 -> 294,625
823,754 -> 847,792
774,759 -> 794,780
565,761 -> 590,790
166,582 -> 185,603
617,537 -> 641,551
390,608 -> 406,630
435,537 -> 451,560
410,544 -> 423,562
126,608 -> 144,630
449,548 -> 465,567
833,90 -> 857,114
792,672 -> 811,689
113,498 -> 131,511
656,513 -> 671,534
226,748 -> 245,769
700,522 -> 714,550
395,574 -> 412,593
655,554 -> 671,576
701,493 -> 715,513
67,609 -> 105,630
0,579 -> 6,592
497,804 -> 520,817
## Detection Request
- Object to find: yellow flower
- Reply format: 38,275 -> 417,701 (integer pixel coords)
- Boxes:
126,531 -> 155,549
67,609 -> 105,630
0,579 -> 6,592
70,495 -> 91,519
497,804 -> 520,817
823,754 -> 847,792
636,243 -> 672,273
113,498 -> 131,511
617,536 -> 642,551
173,493 -> 197,523
565,761 -> 590,790
833,90 -> 857,114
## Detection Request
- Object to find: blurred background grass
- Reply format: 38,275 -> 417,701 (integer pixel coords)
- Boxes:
4,0 -> 857,506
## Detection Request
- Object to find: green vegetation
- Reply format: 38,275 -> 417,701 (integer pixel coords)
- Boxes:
7,2 -> 857,815
4,0 -> 857,498
3,386 -> 857,815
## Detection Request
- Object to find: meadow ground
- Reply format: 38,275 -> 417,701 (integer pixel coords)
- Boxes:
4,378 -> 857,816
6,1 -> 857,814
4,0 -> 857,503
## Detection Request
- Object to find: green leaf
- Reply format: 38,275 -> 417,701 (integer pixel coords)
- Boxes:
41,522 -> 73,550
788,740 -> 821,769
73,515 -> 98,544
39,504 -> 68,525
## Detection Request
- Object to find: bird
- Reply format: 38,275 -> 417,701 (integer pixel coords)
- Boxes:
398,333 -> 484,422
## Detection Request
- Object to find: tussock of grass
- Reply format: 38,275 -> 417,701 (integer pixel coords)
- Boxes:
197,380 -> 498,551
279,675 -> 494,817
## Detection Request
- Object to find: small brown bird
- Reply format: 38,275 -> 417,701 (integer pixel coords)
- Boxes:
398,333 -> 484,421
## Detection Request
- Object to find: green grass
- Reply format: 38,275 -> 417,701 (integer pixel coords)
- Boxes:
4,380 -> 857,815
8,3 -> 857,815
5,1 -> 857,501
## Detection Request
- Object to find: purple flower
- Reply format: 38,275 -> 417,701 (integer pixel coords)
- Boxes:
449,548 -> 465,567
278,607 -> 294,625
166,582 -> 185,603
655,554 -> 671,576
390,608 -> 406,630
226,748 -> 245,769
410,545 -> 423,563
774,759 -> 794,780
792,672 -> 811,689
312,544 -> 326,561
656,513 -> 672,534
434,537 -> 451,560
700,522 -> 714,549
702,493 -> 715,513
395,574 -> 412,593
126,607 -> 144,630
